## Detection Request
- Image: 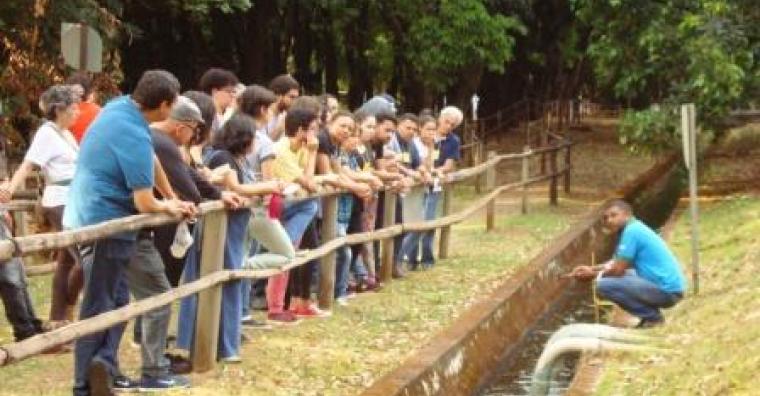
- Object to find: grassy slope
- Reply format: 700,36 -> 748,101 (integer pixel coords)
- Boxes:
596,124 -> 760,395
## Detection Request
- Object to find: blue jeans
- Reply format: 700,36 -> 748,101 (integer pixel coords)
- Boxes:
400,191 -> 440,268
73,238 -> 135,396
177,208 -> 249,360
596,270 -> 682,321
335,222 -> 351,298
282,199 -> 319,244
241,239 -> 259,319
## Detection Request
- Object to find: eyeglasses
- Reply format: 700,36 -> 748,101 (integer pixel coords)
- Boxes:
179,122 -> 201,136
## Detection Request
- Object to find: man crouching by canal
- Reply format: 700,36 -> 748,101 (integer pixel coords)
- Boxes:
568,200 -> 686,328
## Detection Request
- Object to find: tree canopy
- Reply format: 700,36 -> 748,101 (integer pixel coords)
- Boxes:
1,0 -> 757,152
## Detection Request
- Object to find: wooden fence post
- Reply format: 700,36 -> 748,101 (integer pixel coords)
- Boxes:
380,191 -> 397,282
476,142 -> 487,193
474,141 -> 483,193
549,146 -> 559,206
564,144 -> 572,194
521,145 -> 530,214
11,211 -> 28,237
318,195 -> 338,310
540,128 -> 549,175
438,185 -> 453,259
192,209 -> 228,373
485,151 -> 497,231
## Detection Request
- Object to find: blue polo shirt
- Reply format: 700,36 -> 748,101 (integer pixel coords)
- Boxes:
434,132 -> 461,167
63,96 -> 154,240
615,219 -> 686,293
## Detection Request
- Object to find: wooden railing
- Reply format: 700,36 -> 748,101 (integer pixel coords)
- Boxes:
0,138 -> 573,375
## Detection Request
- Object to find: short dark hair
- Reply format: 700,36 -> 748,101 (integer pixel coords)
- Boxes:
290,96 -> 321,115
608,199 -> 633,214
237,85 -> 276,119
285,108 -> 317,137
353,110 -> 374,124
398,113 -> 419,125
198,68 -> 239,94
419,115 -> 437,127
183,90 -> 215,144
329,110 -> 354,124
269,74 -> 300,96
212,113 -> 256,156
132,70 -> 180,110
65,71 -> 94,98
375,112 -> 397,126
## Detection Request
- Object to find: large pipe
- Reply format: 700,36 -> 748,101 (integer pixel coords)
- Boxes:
546,323 -> 655,346
530,334 -> 665,395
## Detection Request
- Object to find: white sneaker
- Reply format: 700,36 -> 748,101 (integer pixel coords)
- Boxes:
308,304 -> 332,317
336,297 -> 349,307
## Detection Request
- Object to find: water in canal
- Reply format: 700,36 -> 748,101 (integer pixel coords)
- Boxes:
479,285 -> 597,396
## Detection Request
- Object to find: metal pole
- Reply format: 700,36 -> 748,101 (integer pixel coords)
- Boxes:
78,23 -> 88,71
681,104 -> 700,294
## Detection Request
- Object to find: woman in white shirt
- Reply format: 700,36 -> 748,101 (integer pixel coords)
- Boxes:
0,85 -> 82,327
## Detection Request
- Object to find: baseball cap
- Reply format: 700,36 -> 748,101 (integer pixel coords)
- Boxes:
171,95 -> 205,125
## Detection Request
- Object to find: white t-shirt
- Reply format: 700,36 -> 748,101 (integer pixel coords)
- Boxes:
24,122 -> 78,207
413,136 -> 429,161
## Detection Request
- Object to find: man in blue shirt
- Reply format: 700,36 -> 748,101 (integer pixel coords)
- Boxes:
569,200 -> 686,328
65,70 -> 195,396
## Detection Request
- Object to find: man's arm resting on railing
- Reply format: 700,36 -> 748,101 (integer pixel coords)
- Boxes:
133,188 -> 195,217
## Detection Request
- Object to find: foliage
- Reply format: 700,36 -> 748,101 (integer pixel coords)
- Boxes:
618,106 -> 681,155
574,0 -> 758,151
405,0 -> 526,92
0,0 -> 123,154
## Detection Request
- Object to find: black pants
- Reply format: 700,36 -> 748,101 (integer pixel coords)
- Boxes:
154,223 -> 190,287
288,220 -> 319,303
373,192 -> 404,269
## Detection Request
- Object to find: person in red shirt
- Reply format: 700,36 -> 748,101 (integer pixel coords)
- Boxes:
66,71 -> 101,143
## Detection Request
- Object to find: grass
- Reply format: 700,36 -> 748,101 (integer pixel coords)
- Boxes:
0,198 -> 587,396
595,124 -> 760,395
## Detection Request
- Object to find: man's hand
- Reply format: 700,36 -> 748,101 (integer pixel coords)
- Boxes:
368,176 -> 384,191
565,265 -> 597,281
298,177 -> 319,194
352,183 -> 372,200
422,173 -> 434,185
305,132 -> 319,152
220,191 -> 244,209
164,199 -> 198,219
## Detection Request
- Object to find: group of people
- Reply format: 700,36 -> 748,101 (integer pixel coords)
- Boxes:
0,68 -> 463,395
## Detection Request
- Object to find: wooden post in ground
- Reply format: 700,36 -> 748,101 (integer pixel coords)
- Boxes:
549,146 -> 559,206
485,151 -> 497,231
192,210 -> 228,373
11,211 -> 28,237
521,146 -> 530,214
475,142 -> 485,193
380,192 -> 397,282
318,195 -> 338,309
564,143 -> 572,194
438,185 -> 453,259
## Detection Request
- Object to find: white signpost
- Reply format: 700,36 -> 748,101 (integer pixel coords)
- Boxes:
681,104 -> 700,294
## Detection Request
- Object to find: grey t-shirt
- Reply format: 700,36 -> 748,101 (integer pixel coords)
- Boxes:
245,128 -> 276,181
